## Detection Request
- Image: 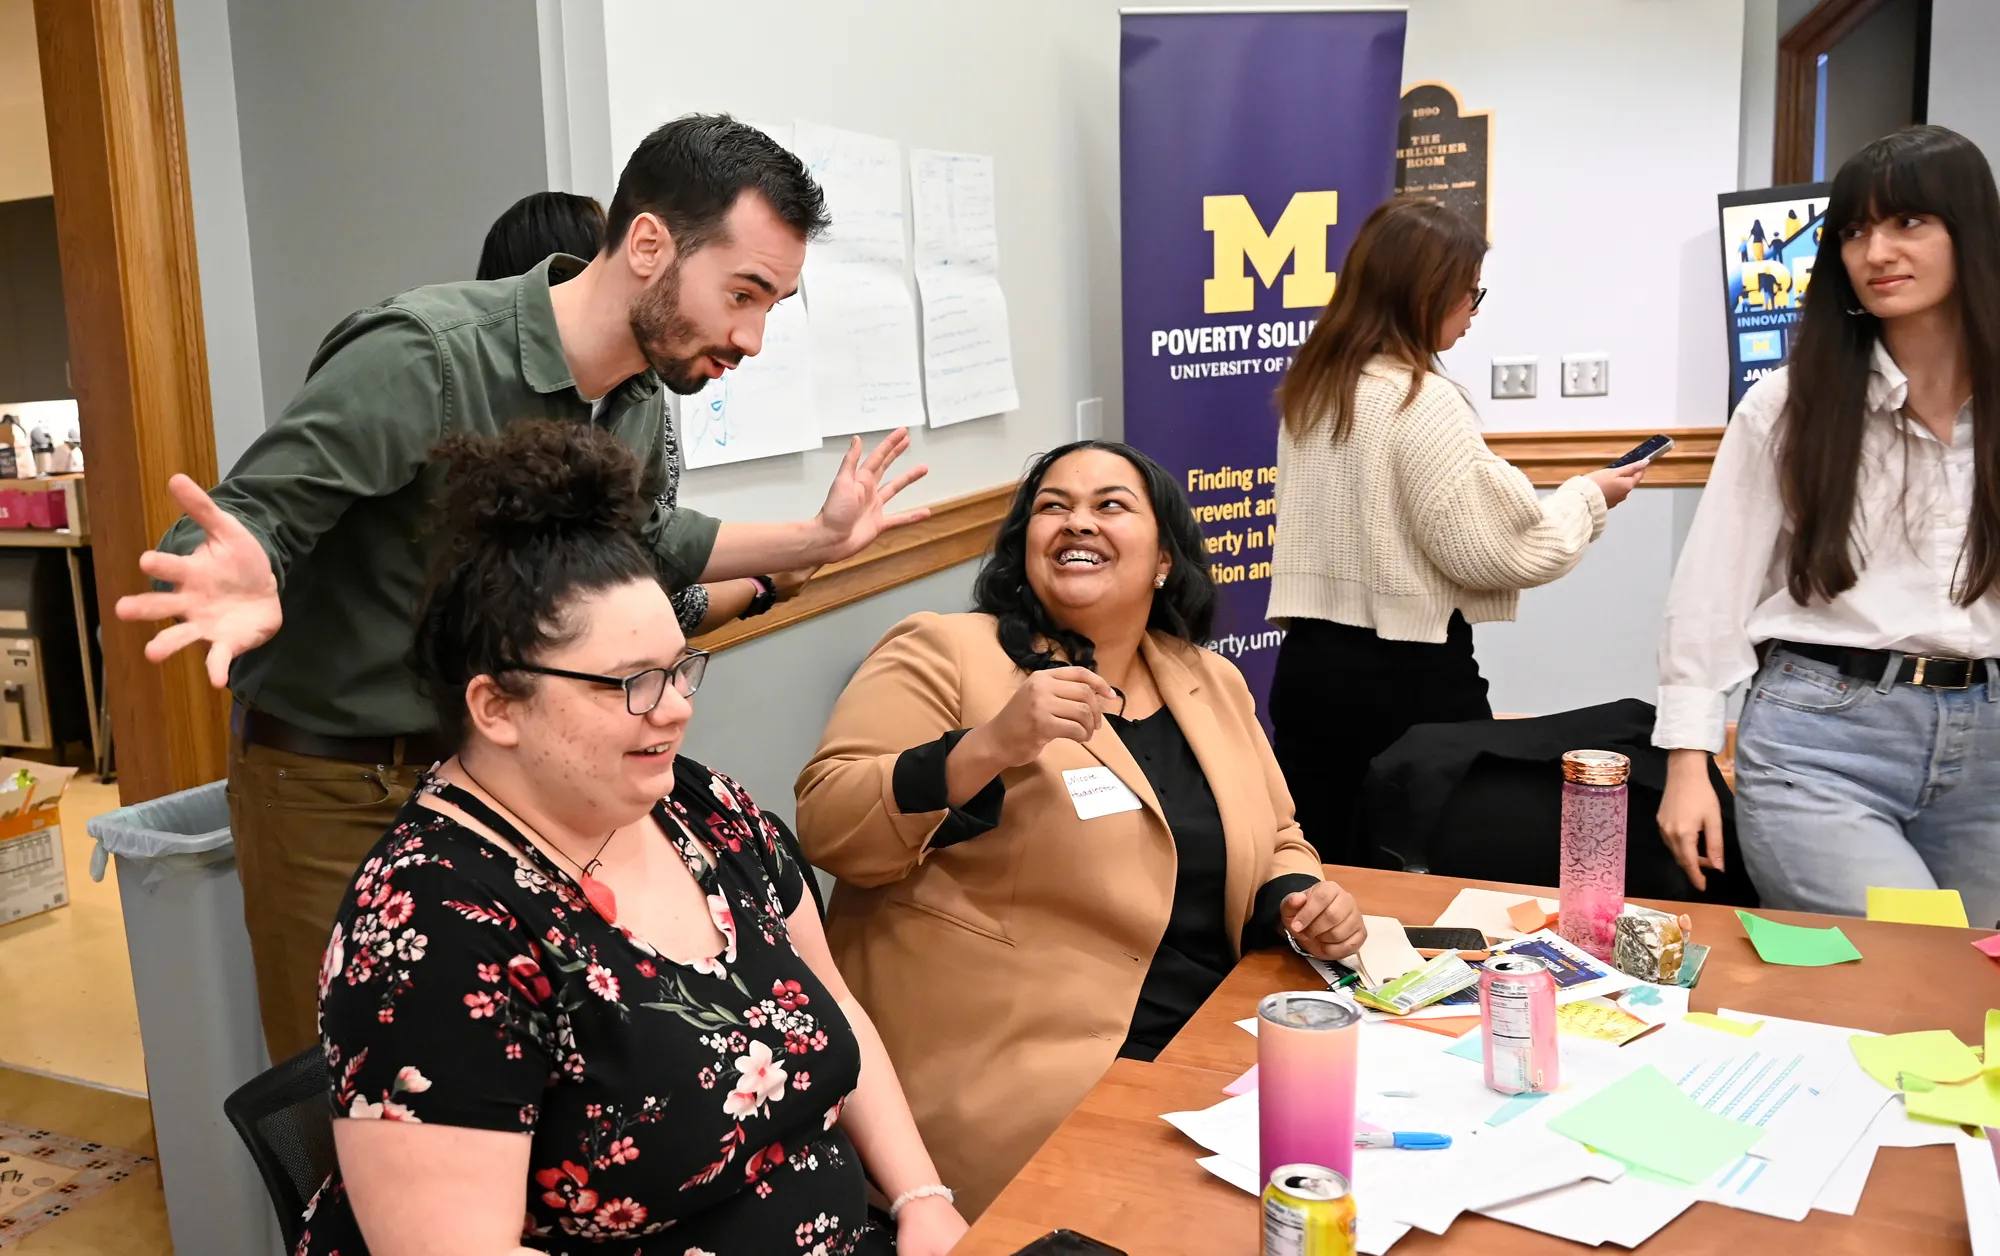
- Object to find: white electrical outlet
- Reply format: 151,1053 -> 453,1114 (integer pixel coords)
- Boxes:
1561,354 -> 1610,398
1076,397 -> 1105,441
1490,356 -> 1537,400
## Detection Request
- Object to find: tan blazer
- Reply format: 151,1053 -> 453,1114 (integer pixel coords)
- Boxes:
794,612 -> 1324,1218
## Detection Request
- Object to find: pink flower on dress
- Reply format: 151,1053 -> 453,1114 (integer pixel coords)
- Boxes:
771,980 -> 809,1010
708,894 -> 739,962
376,890 -> 415,929
477,962 -> 502,984
395,1066 -> 432,1094
506,954 -> 552,1004
635,959 -> 657,978
793,1072 -> 812,1092
535,1161 -> 598,1214
585,964 -> 621,1002
606,1136 -> 640,1166
318,924 -> 345,1000
722,1040 -> 788,1118
592,1198 -> 647,1232
347,1095 -> 420,1122
464,991 -> 500,1019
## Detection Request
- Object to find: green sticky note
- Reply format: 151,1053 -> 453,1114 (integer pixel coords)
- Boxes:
1905,1069 -> 2000,1128
1547,1064 -> 1766,1186
1866,887 -> 1970,928
1736,910 -> 1863,966
1849,1030 -> 1982,1090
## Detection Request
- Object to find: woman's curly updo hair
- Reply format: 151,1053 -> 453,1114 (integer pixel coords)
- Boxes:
410,420 -> 661,749
971,440 -> 1216,673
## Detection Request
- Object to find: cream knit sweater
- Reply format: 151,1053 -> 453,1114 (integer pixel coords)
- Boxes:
1266,357 -> 1607,643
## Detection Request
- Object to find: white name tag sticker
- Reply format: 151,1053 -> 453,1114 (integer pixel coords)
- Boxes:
1062,766 -> 1145,821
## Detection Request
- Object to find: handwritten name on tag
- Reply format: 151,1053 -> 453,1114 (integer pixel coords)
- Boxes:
1062,766 -> 1144,820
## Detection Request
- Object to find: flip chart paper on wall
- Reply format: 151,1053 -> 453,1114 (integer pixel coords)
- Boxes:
1867,886 -> 1970,928
1736,910 -> 1863,966
680,297 -> 822,469
909,149 -> 1018,426
793,121 -> 927,436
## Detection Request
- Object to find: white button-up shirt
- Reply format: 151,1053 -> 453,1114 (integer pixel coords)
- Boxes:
1654,342 -> 1991,752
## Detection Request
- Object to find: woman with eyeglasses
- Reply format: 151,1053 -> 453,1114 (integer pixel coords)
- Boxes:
796,440 -> 1364,1220
1264,195 -> 1647,864
300,421 -> 965,1256
1656,126 -> 2000,926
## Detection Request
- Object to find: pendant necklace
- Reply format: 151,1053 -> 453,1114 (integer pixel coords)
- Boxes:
458,764 -> 620,924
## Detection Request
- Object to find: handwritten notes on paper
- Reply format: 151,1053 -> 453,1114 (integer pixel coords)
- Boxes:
794,122 -> 928,437
909,149 -> 1018,426
681,295 -> 821,469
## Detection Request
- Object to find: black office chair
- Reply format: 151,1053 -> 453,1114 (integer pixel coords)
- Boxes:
223,1046 -> 338,1252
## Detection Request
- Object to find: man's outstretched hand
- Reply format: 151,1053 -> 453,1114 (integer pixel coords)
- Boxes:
115,474 -> 281,689
812,430 -> 930,563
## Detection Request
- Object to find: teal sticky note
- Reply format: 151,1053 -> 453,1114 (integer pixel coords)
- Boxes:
1547,1065 -> 1766,1186
1446,1032 -> 1483,1062
1486,1092 -> 1548,1126
1736,910 -> 1863,967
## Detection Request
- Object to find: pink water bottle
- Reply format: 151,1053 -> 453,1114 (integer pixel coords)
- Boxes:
1558,749 -> 1629,961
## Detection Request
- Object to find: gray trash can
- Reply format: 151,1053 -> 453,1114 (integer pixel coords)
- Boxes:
87,781 -> 283,1256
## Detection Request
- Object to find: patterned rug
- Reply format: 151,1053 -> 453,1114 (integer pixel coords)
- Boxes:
0,1119 -> 153,1248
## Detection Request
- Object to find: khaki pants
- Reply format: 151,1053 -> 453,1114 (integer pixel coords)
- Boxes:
226,733 -> 427,1064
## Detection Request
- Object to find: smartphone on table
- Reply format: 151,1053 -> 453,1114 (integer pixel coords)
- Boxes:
1008,1231 -> 1128,1255
1607,434 -> 1674,468
1404,926 -> 1491,959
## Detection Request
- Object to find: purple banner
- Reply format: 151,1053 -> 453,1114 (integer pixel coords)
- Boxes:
1120,8 -> 1407,718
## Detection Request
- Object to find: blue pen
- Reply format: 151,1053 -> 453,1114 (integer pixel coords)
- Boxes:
1354,1131 -> 1452,1150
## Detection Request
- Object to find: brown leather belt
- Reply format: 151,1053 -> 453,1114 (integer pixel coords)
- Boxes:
233,704 -> 452,766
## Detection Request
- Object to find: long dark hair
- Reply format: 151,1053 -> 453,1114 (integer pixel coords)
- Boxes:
410,421 -> 660,749
971,441 -> 1216,672
1777,124 -> 2000,605
1279,196 -> 1487,442
477,191 -> 606,281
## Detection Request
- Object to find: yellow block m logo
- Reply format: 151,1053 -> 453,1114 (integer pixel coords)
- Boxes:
1202,191 -> 1340,314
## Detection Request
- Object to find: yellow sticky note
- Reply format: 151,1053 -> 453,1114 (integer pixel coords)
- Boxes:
1866,887 -> 1970,928
1988,1009 -> 2000,1072
1558,1000 -> 1653,1045
1684,1012 -> 1762,1038
1906,1069 -> 2000,1128
1849,1030 -> 1983,1090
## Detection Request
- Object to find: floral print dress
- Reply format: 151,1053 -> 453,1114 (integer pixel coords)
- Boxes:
299,756 -> 885,1256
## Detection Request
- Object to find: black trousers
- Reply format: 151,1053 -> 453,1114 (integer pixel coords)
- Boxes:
1269,614 -> 1493,865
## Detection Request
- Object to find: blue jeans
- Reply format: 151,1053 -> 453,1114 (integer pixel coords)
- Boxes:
1734,645 -> 2000,928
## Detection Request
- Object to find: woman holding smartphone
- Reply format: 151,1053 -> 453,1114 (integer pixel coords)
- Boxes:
1266,196 -> 1646,863
1655,126 -> 2000,927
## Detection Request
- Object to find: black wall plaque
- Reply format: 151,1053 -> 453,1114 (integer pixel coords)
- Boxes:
1395,82 -> 1491,241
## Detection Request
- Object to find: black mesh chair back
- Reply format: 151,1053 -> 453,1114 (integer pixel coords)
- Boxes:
223,1046 -> 338,1252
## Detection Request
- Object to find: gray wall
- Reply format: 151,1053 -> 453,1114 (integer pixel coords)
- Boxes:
225,0 -> 550,417
687,563 -> 978,831
1930,0 -> 2000,163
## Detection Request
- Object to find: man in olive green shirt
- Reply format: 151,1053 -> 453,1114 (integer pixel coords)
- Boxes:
116,115 -> 931,1061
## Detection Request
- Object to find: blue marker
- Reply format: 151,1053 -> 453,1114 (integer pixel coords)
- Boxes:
1354,1131 -> 1452,1150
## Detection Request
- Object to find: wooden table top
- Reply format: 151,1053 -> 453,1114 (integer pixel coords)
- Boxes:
955,866 -> 2000,1256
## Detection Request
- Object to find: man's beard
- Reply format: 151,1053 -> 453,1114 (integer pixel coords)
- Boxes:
628,258 -> 742,396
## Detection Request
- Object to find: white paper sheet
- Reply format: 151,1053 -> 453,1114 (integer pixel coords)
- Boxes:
1479,1174 -> 1696,1249
793,121 -> 927,435
1813,1096 -> 1975,1216
908,149 -> 1018,426
1960,1134 -> 2000,1256
679,297 -> 822,468
1433,887 -> 1559,940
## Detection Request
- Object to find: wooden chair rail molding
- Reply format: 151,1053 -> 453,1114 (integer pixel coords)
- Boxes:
691,482 -> 1017,654
1485,427 -> 1723,488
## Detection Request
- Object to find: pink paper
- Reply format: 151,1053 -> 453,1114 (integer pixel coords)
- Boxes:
1976,934 -> 2000,959
1224,1065 -> 1259,1096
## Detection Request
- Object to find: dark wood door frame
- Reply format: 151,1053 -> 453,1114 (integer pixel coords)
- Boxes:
34,0 -> 230,801
1775,0 -> 1896,184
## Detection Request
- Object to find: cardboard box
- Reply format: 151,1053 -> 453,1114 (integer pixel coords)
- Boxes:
0,758 -> 79,925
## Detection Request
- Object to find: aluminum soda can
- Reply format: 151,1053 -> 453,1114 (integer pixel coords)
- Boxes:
1480,955 -> 1559,1095
1262,1163 -> 1357,1256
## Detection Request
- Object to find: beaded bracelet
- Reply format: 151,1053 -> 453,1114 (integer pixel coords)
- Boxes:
888,1183 -> 955,1220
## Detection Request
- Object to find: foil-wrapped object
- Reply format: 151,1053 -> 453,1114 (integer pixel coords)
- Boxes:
1612,906 -> 1686,983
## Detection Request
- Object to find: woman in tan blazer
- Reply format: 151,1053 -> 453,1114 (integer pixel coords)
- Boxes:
795,440 -> 1367,1219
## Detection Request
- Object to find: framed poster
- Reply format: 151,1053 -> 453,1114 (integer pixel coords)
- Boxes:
1718,182 -> 1830,416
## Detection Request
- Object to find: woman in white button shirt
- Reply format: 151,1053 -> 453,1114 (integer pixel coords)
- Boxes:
1655,126 -> 2000,926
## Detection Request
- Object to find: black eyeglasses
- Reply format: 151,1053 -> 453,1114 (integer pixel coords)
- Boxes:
1471,287 -> 1488,312
503,649 -> 709,715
